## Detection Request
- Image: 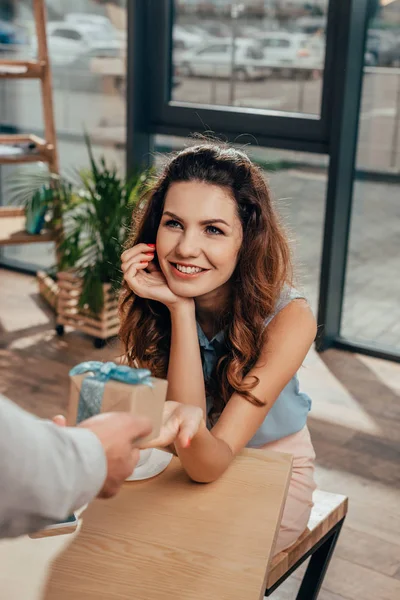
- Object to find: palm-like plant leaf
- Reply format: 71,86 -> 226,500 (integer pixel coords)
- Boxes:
59,133 -> 152,314
7,134 -> 151,315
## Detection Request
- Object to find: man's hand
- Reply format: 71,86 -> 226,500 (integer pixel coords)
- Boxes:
53,413 -> 152,498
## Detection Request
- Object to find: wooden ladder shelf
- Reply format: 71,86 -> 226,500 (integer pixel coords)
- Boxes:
0,0 -> 59,247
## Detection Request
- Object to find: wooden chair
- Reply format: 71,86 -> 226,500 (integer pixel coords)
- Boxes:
265,490 -> 348,599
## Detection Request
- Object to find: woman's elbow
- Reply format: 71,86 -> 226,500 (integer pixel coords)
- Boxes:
188,472 -> 218,484
186,464 -> 229,484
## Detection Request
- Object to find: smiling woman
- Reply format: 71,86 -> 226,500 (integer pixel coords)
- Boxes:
119,142 -> 317,555
157,182 -> 243,297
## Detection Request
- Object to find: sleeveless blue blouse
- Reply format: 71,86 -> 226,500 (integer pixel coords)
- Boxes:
197,288 -> 312,446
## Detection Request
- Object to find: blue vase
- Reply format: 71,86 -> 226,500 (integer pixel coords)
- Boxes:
25,188 -> 49,235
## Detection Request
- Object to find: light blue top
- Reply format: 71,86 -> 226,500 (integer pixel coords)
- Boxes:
197,288 -> 312,446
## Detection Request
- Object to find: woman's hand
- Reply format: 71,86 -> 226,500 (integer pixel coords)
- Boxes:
121,243 -> 183,308
140,401 -> 205,450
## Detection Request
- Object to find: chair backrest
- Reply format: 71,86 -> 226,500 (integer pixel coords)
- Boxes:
267,489 -> 348,589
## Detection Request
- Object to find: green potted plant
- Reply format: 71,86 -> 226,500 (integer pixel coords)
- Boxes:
56,135 -> 151,347
59,134 -> 150,314
8,134 -> 151,347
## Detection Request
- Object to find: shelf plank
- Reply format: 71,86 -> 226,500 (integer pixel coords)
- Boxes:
0,215 -> 54,246
0,133 -> 54,165
0,207 -> 25,217
0,60 -> 45,79
0,152 -> 50,165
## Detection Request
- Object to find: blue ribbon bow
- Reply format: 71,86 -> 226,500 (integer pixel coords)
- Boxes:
69,361 -> 152,424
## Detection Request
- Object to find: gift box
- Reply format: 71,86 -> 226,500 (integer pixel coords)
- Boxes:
67,361 -> 167,444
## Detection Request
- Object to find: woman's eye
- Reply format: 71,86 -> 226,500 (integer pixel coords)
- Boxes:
165,219 -> 182,229
206,225 -> 223,235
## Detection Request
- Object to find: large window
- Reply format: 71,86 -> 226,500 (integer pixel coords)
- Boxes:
0,0 -> 127,270
341,2 -> 400,354
2,0 -> 397,360
145,0 -> 339,153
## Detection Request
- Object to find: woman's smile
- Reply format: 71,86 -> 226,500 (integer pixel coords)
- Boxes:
169,261 -> 210,279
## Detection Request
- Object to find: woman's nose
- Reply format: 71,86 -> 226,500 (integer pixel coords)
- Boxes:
176,232 -> 201,258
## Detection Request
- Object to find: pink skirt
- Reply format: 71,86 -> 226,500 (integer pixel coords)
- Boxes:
260,426 -> 316,555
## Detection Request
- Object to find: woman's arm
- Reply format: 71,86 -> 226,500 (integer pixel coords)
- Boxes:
175,300 -> 317,483
167,301 -> 207,416
120,247 -> 208,416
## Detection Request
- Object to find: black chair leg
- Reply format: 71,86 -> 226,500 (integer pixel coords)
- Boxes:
296,520 -> 344,600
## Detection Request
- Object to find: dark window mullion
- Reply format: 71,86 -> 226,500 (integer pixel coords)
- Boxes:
317,0 -> 371,349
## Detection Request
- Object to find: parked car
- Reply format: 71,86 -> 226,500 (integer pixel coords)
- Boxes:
293,17 -> 326,36
65,13 -> 126,44
176,38 -> 269,81
200,21 -> 232,39
237,25 -> 265,39
256,31 -> 325,77
173,25 -> 205,66
65,13 -> 115,32
178,24 -> 212,39
366,30 -> 400,67
173,24 -> 204,49
31,21 -> 122,68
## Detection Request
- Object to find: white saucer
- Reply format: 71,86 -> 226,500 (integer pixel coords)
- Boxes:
126,449 -> 173,481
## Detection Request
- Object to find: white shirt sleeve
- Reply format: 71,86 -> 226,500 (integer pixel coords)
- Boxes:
0,394 -> 107,539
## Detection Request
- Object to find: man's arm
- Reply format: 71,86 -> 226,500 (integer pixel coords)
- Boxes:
0,395 -> 107,539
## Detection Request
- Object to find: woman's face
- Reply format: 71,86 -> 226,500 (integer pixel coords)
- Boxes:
156,181 -> 243,300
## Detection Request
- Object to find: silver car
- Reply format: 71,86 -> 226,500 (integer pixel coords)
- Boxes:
176,39 -> 270,81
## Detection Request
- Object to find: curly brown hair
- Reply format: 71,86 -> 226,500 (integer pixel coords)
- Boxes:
119,143 -> 292,415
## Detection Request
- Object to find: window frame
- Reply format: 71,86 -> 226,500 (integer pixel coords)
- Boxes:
145,0 -> 340,154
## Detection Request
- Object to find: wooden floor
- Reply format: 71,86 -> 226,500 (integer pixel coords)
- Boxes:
0,269 -> 399,600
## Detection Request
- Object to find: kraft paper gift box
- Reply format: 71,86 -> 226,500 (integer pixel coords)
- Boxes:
67,361 -> 167,444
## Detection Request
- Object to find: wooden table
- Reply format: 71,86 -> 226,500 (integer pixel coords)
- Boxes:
42,449 -> 292,600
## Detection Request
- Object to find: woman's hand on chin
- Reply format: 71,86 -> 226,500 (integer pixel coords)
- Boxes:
121,244 -> 191,309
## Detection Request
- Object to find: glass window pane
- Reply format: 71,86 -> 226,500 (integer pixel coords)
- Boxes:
172,0 -> 328,115
0,0 -> 127,272
341,178 -> 400,353
341,4 -> 400,353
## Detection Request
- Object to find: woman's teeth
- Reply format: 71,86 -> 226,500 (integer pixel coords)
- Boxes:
175,264 -> 203,274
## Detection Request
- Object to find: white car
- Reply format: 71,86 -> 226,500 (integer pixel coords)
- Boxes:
176,39 -> 270,81
172,25 -> 218,64
65,13 -> 126,45
172,25 -> 204,64
173,24 -> 205,49
65,13 -> 115,32
256,32 -> 325,77
32,21 -> 122,67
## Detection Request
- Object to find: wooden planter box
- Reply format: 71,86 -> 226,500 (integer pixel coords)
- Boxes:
36,270 -> 59,311
56,271 -> 120,347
